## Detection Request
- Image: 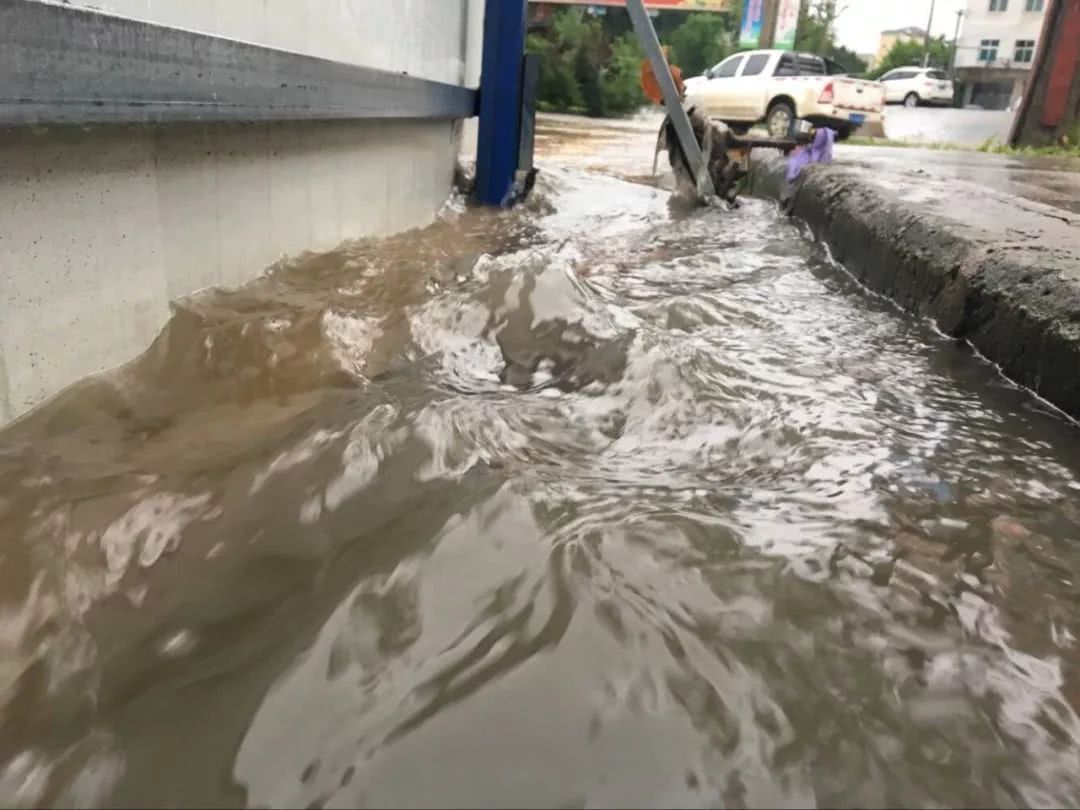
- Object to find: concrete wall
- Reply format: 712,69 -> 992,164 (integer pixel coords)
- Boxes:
0,0 -> 485,425
0,120 -> 460,423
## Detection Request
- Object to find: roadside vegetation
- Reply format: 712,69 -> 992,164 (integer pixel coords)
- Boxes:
977,133 -> 1080,158
843,136 -> 964,150
528,2 -> 867,119
840,134 -> 1080,159
867,38 -> 952,80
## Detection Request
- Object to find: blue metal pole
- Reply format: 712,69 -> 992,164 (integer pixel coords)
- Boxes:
474,0 -> 527,206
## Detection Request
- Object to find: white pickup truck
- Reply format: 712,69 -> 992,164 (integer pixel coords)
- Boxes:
683,50 -> 885,141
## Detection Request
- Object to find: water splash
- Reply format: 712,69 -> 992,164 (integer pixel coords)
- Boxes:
1,161 -> 1080,807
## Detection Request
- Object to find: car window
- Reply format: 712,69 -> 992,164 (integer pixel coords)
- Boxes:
927,70 -> 948,80
713,55 -> 745,78
796,54 -> 826,75
741,53 -> 770,77
880,71 -> 897,81
824,58 -> 848,75
775,53 -> 798,77
893,70 -> 916,80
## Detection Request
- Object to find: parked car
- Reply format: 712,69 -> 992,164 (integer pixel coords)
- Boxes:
682,49 -> 885,141
879,67 -> 954,108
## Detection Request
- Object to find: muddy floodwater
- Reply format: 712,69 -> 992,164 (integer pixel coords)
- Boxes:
4,120 -> 1080,809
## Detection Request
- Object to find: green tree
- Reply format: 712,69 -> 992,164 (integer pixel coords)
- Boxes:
528,33 -> 582,112
602,33 -> 646,115
829,44 -> 868,75
529,8 -> 645,117
551,6 -> 591,51
575,40 -> 607,117
793,0 -> 867,74
793,0 -> 833,56
668,13 -> 735,79
869,37 -> 952,79
527,7 -> 741,118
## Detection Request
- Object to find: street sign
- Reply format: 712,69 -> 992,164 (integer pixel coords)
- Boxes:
530,0 -> 730,11
739,0 -> 764,48
774,0 -> 801,50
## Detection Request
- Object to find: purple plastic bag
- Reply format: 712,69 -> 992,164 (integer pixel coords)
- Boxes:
786,127 -> 835,182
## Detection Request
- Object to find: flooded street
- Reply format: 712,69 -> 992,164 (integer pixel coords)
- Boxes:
5,119 -> 1080,809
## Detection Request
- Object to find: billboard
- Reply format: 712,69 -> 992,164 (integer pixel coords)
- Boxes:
774,0 -> 801,51
739,0 -> 764,48
530,0 -> 731,11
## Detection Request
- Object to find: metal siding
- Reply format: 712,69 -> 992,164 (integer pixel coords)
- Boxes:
0,0 -> 476,125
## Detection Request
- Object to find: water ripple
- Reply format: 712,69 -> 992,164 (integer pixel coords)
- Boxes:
1,167 -> 1080,807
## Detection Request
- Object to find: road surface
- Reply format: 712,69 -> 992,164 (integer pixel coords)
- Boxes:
537,111 -> 1080,215
883,106 -> 1014,147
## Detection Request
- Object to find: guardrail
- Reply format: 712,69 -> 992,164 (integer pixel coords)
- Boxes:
0,0 -> 477,126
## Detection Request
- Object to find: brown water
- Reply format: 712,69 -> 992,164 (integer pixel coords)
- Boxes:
4,147 -> 1080,809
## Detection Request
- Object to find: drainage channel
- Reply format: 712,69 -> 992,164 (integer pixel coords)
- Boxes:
2,118 -> 1080,807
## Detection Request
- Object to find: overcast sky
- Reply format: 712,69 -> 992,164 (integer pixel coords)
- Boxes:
832,0 -> 967,54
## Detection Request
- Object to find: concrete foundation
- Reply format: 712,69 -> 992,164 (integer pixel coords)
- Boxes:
0,119 -> 459,424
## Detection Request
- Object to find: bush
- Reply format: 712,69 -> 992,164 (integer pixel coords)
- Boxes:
575,44 -> 607,117
869,38 -> 952,79
794,2 -> 868,74
602,34 -> 645,115
528,7 -> 741,118
529,34 -> 583,111
529,8 -> 647,118
668,13 -> 734,79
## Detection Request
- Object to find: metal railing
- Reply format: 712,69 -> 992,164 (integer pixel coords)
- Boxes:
0,0 -> 476,126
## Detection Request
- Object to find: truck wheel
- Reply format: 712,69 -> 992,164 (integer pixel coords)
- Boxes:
904,92 -> 920,108
766,101 -> 795,139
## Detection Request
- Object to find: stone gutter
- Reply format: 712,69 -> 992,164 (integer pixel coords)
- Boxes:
750,154 -> 1080,421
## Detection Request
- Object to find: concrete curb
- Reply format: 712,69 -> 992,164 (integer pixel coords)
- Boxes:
750,155 -> 1080,421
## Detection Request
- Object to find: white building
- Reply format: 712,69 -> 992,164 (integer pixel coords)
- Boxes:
954,0 -> 1048,109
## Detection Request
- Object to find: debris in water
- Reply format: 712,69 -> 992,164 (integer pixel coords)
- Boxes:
158,629 -> 198,659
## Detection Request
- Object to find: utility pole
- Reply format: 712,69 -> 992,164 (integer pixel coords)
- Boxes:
625,0 -> 714,201
950,9 -> 964,78
1010,0 -> 1080,147
922,0 -> 937,67
760,0 -> 780,48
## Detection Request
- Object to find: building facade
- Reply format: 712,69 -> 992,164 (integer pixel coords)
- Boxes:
873,27 -> 926,69
954,0 -> 1049,109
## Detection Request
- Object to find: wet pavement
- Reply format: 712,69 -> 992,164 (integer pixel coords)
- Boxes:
538,112 -> 1080,216
2,114 -> 1080,808
835,147 -> 1080,217
882,107 -> 1014,147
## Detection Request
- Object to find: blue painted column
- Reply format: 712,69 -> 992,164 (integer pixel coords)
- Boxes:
474,0 -> 528,206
